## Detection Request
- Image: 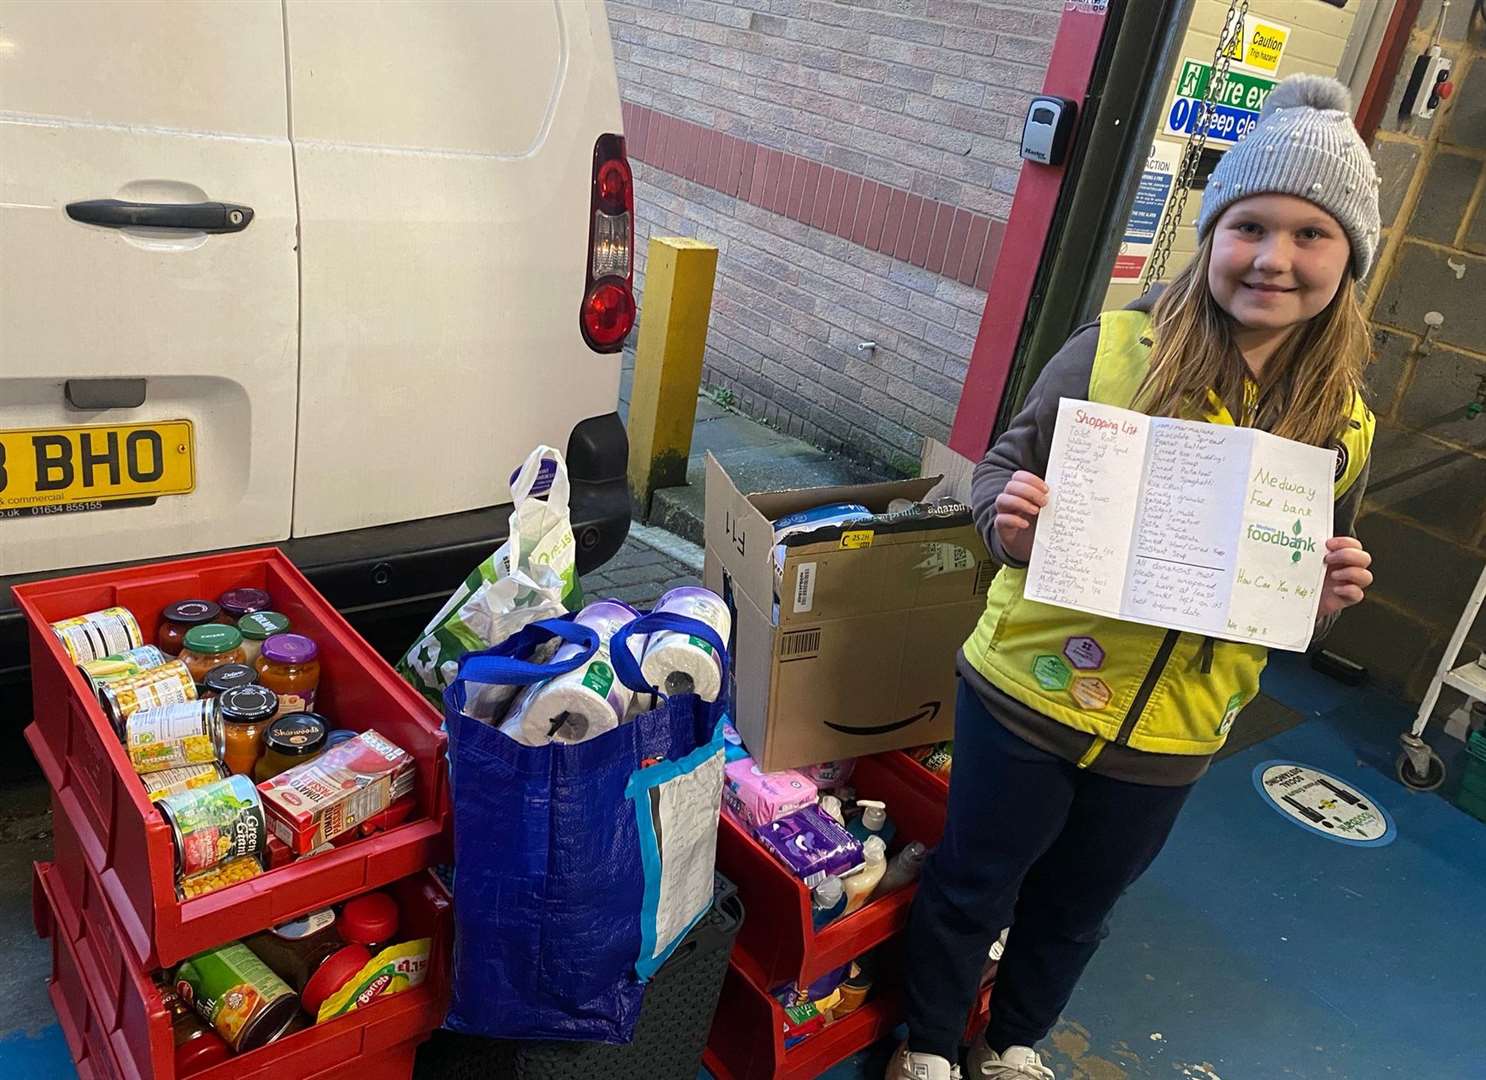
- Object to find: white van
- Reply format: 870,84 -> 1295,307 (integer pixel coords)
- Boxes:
0,0 -> 637,679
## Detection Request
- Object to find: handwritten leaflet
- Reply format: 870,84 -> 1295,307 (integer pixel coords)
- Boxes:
1026,399 -> 1335,651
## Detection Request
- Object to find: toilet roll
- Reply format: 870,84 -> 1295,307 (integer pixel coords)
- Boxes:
501,601 -> 640,746
640,587 -> 732,701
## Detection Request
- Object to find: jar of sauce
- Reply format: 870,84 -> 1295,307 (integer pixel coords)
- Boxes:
160,987 -> 231,1076
254,634 -> 320,717
219,587 -> 272,622
339,891 -> 400,952
178,625 -> 248,684
218,684 -> 279,776
201,662 -> 257,697
254,712 -> 329,782
244,909 -> 373,1018
157,601 -> 223,656
238,611 -> 290,665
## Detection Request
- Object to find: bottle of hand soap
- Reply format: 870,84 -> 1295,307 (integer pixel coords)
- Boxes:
812,876 -> 847,928
873,840 -> 928,897
842,836 -> 887,915
847,800 -> 896,847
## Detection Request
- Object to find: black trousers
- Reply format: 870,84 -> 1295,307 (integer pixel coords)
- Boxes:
903,682 -> 1194,1059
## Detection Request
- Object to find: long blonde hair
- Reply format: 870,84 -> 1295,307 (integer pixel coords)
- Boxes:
1135,233 -> 1370,446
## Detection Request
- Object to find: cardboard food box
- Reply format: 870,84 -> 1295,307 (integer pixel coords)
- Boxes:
704,453 -> 991,773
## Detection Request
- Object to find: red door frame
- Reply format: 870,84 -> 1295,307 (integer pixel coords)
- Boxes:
948,4 -> 1111,461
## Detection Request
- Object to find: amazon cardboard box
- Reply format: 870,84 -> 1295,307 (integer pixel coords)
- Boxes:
703,452 -> 991,773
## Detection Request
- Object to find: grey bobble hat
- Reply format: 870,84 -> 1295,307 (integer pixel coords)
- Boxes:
1197,73 -> 1382,279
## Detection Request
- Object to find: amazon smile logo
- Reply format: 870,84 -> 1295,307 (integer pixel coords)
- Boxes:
824,701 -> 941,736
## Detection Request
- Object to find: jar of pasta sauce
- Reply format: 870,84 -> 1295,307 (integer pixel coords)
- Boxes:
158,601 -> 223,656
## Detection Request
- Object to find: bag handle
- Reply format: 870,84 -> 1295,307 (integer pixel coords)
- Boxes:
610,612 -> 729,697
455,618 -> 597,688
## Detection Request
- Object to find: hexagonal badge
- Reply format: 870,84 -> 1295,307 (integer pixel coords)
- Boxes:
1071,676 -> 1112,711
1063,635 -> 1105,670
1032,654 -> 1072,691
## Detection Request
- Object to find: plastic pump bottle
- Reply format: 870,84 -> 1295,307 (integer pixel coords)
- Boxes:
848,800 -> 896,847
812,876 -> 847,928
873,841 -> 928,897
842,837 -> 887,915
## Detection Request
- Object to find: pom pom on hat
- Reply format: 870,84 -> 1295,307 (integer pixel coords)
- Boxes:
1259,73 -> 1353,120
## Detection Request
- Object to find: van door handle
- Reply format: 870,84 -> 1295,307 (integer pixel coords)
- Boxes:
65,199 -> 254,234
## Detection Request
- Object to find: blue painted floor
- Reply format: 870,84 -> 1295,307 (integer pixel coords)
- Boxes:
9,653 -> 1484,1078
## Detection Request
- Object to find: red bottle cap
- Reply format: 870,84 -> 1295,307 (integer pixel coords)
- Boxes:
175,1028 -> 232,1075
340,891 -> 400,947
300,943 -> 373,1016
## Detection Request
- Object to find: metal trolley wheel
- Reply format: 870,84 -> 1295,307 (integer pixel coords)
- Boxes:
1396,739 -> 1446,792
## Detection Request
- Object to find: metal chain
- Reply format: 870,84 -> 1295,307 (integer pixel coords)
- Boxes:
1142,0 -> 1250,289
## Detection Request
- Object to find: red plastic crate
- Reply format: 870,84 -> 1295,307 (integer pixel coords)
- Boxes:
703,947 -> 994,1080
16,547 -> 451,970
716,752 -> 948,991
34,859 -> 451,1080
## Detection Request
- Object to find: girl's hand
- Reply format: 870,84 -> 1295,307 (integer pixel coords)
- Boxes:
994,471 -> 1049,564
1318,536 -> 1373,620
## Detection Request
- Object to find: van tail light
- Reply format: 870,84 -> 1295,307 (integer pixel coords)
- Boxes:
580,133 -> 636,352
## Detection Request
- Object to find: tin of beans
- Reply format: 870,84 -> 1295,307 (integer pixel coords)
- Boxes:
143,762 -> 228,803
157,774 -> 267,878
99,660 -> 197,733
125,700 -> 224,775
50,607 -> 143,663
174,942 -> 298,1052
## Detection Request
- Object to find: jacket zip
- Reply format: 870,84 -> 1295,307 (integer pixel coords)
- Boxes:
1116,629 -> 1181,746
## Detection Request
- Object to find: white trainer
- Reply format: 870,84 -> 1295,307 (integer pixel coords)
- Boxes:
887,1043 -> 963,1080
966,1043 -> 1055,1079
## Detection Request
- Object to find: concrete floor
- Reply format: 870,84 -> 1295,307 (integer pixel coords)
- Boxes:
6,654 -> 1484,1078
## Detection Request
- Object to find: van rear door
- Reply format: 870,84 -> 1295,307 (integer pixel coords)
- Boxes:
283,0 -> 626,538
0,0 -> 300,576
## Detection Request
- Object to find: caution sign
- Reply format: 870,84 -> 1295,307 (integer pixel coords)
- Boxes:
1252,761 -> 1396,847
1225,15 -> 1290,75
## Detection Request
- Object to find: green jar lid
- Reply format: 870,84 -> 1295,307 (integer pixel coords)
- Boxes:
238,611 -> 291,641
183,623 -> 242,654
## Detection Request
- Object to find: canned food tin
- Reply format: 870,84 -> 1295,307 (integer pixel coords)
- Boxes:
143,762 -> 228,802
99,660 -> 198,733
125,700 -> 224,775
178,854 -> 265,900
77,644 -> 171,693
174,942 -> 298,1052
157,774 -> 267,878
50,607 -> 144,663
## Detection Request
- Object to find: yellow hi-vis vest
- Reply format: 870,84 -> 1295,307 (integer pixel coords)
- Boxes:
962,310 -> 1374,759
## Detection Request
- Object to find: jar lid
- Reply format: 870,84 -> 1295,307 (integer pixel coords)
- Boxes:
174,1026 -> 232,1073
301,943 -> 373,1016
324,728 -> 359,750
218,684 -> 280,723
271,907 -> 336,941
203,663 -> 258,696
219,587 -> 272,616
162,600 -> 220,626
264,712 -> 328,757
260,633 -> 318,665
339,892 -> 400,947
238,611 -> 290,641
183,624 -> 242,654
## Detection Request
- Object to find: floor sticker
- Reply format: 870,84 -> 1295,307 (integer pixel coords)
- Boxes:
1252,761 -> 1396,847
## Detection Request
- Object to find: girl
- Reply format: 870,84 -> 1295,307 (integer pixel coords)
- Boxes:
893,75 -> 1379,1080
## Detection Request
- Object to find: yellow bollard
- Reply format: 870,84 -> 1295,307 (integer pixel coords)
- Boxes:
626,236 -> 719,513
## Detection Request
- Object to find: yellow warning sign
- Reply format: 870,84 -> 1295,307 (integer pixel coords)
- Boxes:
1225,16 -> 1289,76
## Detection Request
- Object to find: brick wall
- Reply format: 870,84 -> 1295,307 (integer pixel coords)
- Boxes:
610,0 -> 1061,471
1326,7 -> 1486,706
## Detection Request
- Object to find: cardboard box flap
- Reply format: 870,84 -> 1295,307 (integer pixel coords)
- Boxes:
704,452 -> 778,612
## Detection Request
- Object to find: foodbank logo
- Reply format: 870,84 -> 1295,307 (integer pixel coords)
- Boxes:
1246,519 -> 1316,563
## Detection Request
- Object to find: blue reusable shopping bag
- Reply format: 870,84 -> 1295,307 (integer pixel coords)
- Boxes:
442,610 -> 728,1043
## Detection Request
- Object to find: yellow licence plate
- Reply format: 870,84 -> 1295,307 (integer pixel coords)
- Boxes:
0,421 -> 195,515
